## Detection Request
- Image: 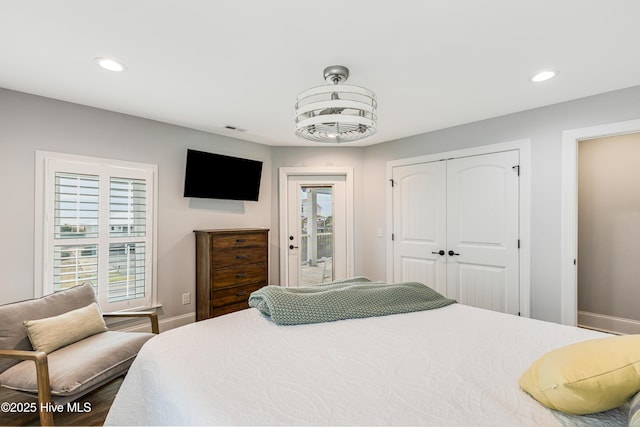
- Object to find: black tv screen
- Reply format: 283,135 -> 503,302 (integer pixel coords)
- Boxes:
183,149 -> 263,201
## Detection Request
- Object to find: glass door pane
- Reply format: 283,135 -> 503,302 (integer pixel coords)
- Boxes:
300,185 -> 333,285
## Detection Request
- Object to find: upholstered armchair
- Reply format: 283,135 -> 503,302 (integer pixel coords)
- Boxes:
0,282 -> 158,426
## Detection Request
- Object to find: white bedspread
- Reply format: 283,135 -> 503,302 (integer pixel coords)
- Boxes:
105,304 -> 627,426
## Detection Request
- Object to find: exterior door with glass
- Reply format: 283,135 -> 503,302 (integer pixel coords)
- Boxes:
286,175 -> 347,286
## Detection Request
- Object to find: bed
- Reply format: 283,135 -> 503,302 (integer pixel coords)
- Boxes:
105,281 -> 629,426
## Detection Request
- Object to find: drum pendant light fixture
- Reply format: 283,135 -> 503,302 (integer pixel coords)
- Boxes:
295,65 -> 377,143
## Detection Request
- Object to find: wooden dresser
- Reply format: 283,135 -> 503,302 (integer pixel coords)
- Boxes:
194,228 -> 269,320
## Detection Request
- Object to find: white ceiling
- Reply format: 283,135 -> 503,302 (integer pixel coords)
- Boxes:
2,0 -> 640,147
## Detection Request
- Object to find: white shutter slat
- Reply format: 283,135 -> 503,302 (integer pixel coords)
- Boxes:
107,177 -> 148,304
109,178 -> 147,238
53,244 -> 98,291
54,173 -> 99,239
108,243 -> 146,302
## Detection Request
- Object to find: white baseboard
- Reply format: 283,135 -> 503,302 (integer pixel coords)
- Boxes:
116,312 -> 196,333
578,310 -> 640,335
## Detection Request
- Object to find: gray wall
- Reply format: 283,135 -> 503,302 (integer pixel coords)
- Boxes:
0,88 -> 272,322
2,84 -> 640,325
268,146 -> 366,284
362,85 -> 640,322
578,133 -> 640,323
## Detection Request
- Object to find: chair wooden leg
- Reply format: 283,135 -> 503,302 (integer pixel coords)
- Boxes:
0,350 -> 54,425
149,311 -> 159,334
33,353 -> 54,426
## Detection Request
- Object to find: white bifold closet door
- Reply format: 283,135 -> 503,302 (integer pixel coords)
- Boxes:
391,150 -> 520,315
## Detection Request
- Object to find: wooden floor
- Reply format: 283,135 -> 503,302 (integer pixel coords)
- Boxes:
0,377 -> 122,426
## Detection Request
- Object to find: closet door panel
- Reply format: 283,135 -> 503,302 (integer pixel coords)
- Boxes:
446,151 -> 520,315
391,162 -> 447,294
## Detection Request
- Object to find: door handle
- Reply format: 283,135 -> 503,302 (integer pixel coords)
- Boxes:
289,244 -> 298,250
431,250 -> 445,256
448,250 -> 460,256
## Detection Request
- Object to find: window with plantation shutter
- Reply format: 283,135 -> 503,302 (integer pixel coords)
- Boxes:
35,151 -> 158,311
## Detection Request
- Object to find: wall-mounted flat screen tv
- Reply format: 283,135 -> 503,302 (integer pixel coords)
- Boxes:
183,149 -> 263,201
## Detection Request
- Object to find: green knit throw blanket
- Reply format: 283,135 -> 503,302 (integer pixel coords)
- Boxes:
248,277 -> 456,325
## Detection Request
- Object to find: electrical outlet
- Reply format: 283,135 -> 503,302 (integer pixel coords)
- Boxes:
182,292 -> 191,305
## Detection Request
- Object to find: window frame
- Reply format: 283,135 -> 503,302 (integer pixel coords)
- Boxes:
35,151 -> 158,311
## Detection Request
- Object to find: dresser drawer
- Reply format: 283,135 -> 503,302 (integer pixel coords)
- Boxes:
211,283 -> 263,308
211,232 -> 267,250
212,246 -> 267,268
211,301 -> 250,317
211,263 -> 267,288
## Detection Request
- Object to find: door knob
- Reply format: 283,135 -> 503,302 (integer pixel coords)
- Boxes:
432,250 -> 445,256
448,250 -> 460,256
289,244 -> 298,250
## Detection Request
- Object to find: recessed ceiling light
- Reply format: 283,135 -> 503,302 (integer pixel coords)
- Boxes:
94,57 -> 127,72
530,70 -> 557,83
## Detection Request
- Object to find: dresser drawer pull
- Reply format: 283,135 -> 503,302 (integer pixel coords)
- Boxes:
236,273 -> 248,278
236,255 -> 248,259
236,238 -> 247,243
235,291 -> 247,297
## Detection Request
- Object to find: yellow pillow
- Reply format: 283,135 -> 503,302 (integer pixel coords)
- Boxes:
519,334 -> 640,415
24,302 -> 108,353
